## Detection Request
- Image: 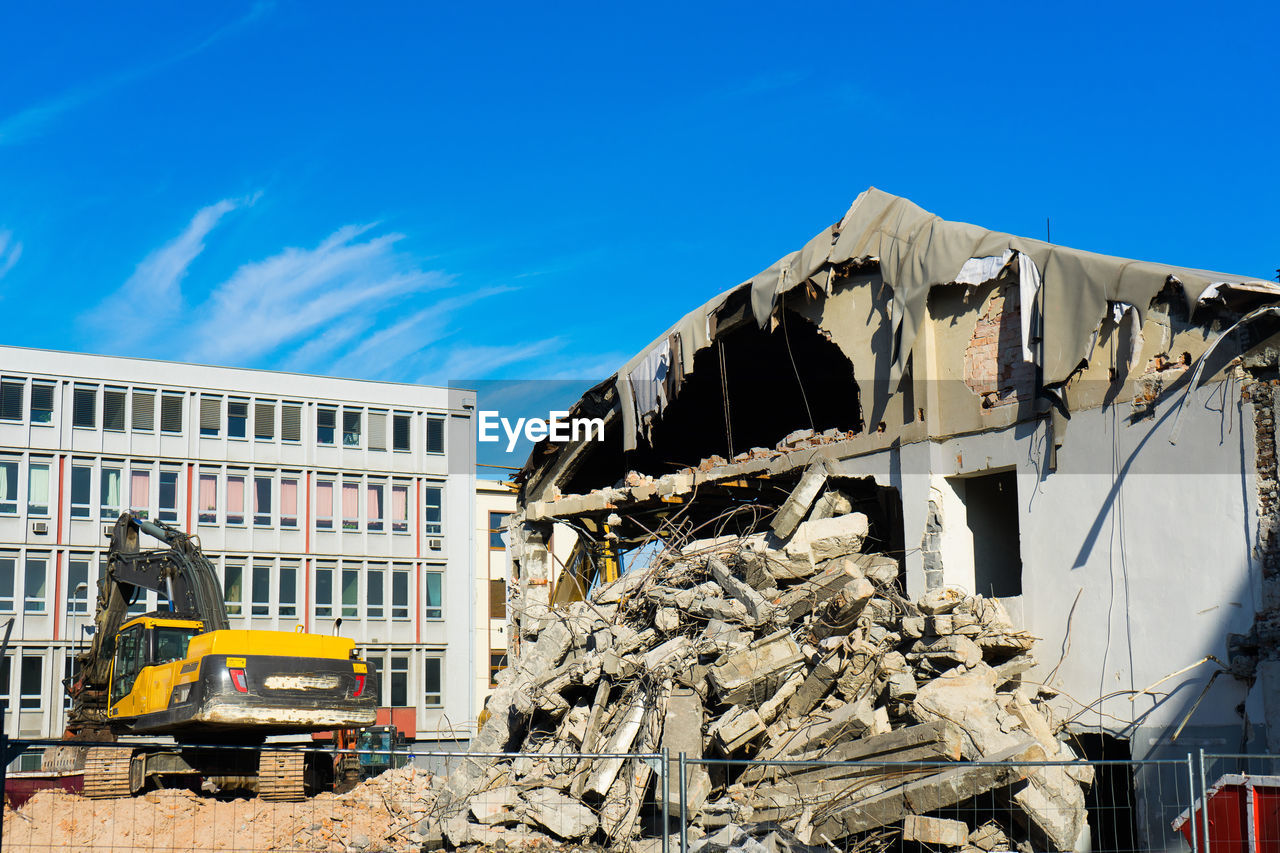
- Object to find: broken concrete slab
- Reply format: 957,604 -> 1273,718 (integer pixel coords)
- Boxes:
808,489 -> 853,522
770,464 -> 828,538
708,630 -> 804,705
784,513 -> 869,564
711,705 -> 766,752
902,815 -> 970,847
523,788 -> 600,839
809,577 -> 875,641
708,555 -> 775,624
786,656 -> 845,718
773,556 -> 866,622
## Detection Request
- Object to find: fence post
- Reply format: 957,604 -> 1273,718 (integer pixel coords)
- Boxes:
679,752 -> 687,853
662,748 -> 670,853
1198,749 -> 1211,853
1186,753 -> 1199,853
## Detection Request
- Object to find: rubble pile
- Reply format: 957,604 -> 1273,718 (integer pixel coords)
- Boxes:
437,479 -> 1095,852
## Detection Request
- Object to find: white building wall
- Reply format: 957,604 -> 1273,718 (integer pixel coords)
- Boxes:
475,479 -> 516,714
0,346 -> 477,742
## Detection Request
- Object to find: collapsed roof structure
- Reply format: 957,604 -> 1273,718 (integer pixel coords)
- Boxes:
502,188 -> 1280,847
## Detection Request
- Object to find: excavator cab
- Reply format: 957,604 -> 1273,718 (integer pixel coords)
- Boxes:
107,615 -> 203,718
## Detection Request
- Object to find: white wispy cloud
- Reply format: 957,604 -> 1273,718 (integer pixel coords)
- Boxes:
0,3 -> 273,146
0,230 -> 22,280
426,339 -> 565,384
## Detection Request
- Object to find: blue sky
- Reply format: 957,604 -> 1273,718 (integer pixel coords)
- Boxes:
1,1 -> 1277,408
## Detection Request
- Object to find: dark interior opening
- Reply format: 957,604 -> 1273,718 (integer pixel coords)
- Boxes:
831,476 -> 906,582
1073,732 -> 1139,853
953,470 -> 1022,597
619,309 -> 861,480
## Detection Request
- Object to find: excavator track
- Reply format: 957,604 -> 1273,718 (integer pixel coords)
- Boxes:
258,750 -> 306,801
83,746 -> 133,799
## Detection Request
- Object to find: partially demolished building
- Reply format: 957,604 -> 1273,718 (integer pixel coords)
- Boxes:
479,189 -> 1280,849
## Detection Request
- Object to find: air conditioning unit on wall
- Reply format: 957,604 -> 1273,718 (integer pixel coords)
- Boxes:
31,521 -> 48,535
427,538 -> 442,551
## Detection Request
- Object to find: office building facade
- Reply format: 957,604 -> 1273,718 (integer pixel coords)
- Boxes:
0,346 -> 477,742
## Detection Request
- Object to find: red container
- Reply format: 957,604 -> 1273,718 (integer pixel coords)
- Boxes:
1174,774 -> 1280,852
4,771 -> 84,808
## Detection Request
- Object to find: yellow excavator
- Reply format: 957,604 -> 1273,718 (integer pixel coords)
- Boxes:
52,513 -> 378,800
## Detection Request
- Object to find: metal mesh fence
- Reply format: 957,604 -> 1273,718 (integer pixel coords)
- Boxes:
7,740 -> 1280,852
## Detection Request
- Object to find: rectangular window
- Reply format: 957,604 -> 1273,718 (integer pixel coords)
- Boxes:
489,511 -> 510,549
20,656 -> 41,710
254,401 -> 275,441
423,656 -> 442,707
951,470 -> 1024,598
392,413 -> 411,451
158,470 -> 178,523
199,396 -> 221,436
424,486 -> 442,535
0,556 -> 14,611
198,473 -> 218,524
228,399 -> 248,439
160,393 -> 183,433
0,378 -> 23,421
224,564 -> 243,616
25,555 -> 47,613
341,567 -> 359,618
425,416 -> 445,454
226,473 -> 246,525
315,563 -> 334,618
391,569 -> 409,619
129,469 -> 150,518
367,482 -> 384,532
490,652 -> 508,687
342,408 -> 362,448
390,654 -> 408,706
100,467 -> 122,520
391,484 -> 409,533
30,383 -> 55,424
317,407 -> 336,445
0,460 -> 17,514
342,482 -> 359,531
252,563 -> 270,616
68,556 -> 91,615
0,656 -> 10,714
71,464 -> 92,518
489,579 -> 506,619
366,566 -> 384,619
281,403 -> 302,443
424,571 -> 443,619
316,480 -> 333,530
254,476 -> 272,527
64,657 -> 79,710
28,461 -> 51,517
279,562 -> 297,618
103,388 -> 126,431
368,411 -> 387,451
132,390 -> 155,431
280,477 -> 298,528
72,386 -> 96,428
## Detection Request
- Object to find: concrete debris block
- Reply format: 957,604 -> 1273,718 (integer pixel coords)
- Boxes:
835,640 -> 880,701
784,513 -> 869,564
708,555 -> 775,624
643,636 -> 692,672
469,785 -> 520,825
901,615 -> 926,638
787,656 -> 845,718
912,666 -> 1020,759
918,586 -> 966,615
711,705 -> 766,752
968,822 -> 1012,851
522,788 -> 599,839
654,606 -> 680,633
662,687 -> 704,758
771,464 -> 829,538
782,696 -> 877,754
773,557 -> 866,622
902,815 -> 971,847
809,577 -> 875,641
809,489 -> 853,522
757,668 -> 806,724
586,692 -> 648,796
1013,770 -> 1089,852
708,630 -> 804,705
594,569 -> 650,604
910,634 -> 984,669
689,596 -> 753,624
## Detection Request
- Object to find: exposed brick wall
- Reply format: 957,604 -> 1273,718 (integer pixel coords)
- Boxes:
1247,377 -> 1280,656
964,283 -> 1036,409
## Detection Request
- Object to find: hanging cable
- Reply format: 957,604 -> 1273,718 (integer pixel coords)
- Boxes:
782,308 -> 815,431
718,339 -> 734,458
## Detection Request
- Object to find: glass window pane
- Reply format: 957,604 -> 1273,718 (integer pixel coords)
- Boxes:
341,568 -> 359,618
279,564 -> 296,617
0,556 -> 14,611
367,568 -> 383,619
24,556 -> 46,613
315,566 -> 333,618
28,463 -> 50,517
20,656 -> 41,710
228,399 -> 248,438
100,468 -> 122,519
1,461 -> 19,514
317,408 -> 336,445
30,383 -> 55,423
426,417 -> 444,454
227,475 -> 245,525
424,486 -> 442,535
391,485 -> 408,532
68,558 -> 90,615
424,571 -> 442,619
342,409 -> 361,447
392,570 -> 409,619
130,469 -> 150,516
280,478 -> 298,527
71,465 -> 92,518
199,474 -> 218,524
252,564 -> 270,615
489,511 -> 510,549
316,481 -> 333,529
158,471 -> 178,522
224,564 -> 243,616
390,656 -> 408,706
254,476 -> 271,526
342,483 -> 359,530
424,657 -> 442,706
367,483 -> 384,531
